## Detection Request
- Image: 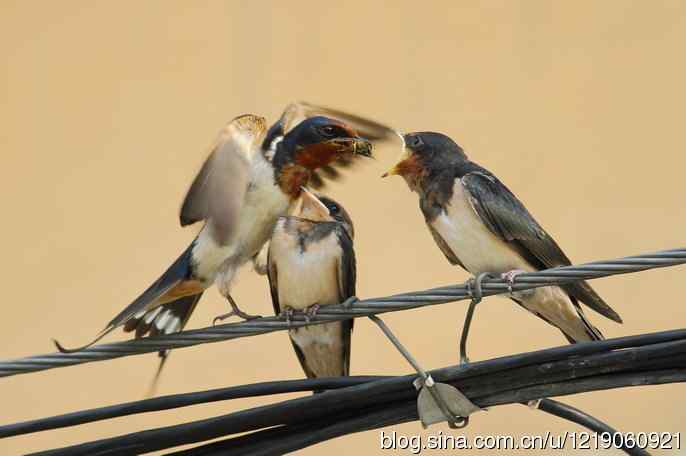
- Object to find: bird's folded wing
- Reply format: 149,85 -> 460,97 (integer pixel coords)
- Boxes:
266,246 -> 281,316
461,171 -> 622,323
335,225 -> 356,376
179,114 -> 267,245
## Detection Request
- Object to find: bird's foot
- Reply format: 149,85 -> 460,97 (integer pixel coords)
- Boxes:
212,309 -> 261,325
304,304 -> 321,323
501,269 -> 526,294
213,295 -> 261,325
280,306 -> 295,325
465,272 -> 496,303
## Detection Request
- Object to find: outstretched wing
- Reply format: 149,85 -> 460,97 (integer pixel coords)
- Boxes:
180,114 -> 267,245
294,101 -> 398,142
461,171 -> 622,323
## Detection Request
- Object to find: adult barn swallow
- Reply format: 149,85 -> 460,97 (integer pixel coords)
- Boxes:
384,132 -> 622,346
267,189 -> 356,379
55,103 -> 392,356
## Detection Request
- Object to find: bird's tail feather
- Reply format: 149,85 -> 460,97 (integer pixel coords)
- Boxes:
128,293 -> 203,397
53,245 -> 196,353
108,245 -> 195,330
53,325 -> 117,353
567,299 -> 604,343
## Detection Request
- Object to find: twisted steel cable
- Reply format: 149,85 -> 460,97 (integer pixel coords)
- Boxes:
1,248 -> 684,378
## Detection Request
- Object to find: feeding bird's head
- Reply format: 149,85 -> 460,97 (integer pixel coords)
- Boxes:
382,132 -> 467,191
282,116 -> 373,169
274,116 -> 373,198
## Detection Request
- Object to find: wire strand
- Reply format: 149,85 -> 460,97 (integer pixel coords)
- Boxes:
1,248 -> 685,378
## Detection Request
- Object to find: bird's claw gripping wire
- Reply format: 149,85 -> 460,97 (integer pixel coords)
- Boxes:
304,304 -> 321,323
501,269 -> 526,294
461,272 -> 497,364
213,295 -> 262,325
369,314 -> 480,429
279,307 -> 296,326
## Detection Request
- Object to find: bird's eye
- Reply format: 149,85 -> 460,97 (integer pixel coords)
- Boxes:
328,203 -> 339,214
320,125 -> 337,138
409,135 -> 423,148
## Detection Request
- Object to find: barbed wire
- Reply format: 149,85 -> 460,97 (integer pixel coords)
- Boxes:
1,247 -> 685,378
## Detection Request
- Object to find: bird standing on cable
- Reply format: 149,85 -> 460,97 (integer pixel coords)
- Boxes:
267,189 -> 356,381
54,103 -> 392,361
383,132 -> 622,360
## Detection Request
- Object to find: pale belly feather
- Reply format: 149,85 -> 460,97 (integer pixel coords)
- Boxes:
432,179 -> 591,341
270,225 -> 341,311
270,220 -> 347,376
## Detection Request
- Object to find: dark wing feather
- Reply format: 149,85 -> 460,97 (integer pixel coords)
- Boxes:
108,244 -> 195,330
125,292 -> 203,339
461,171 -> 622,323
266,245 -> 281,317
335,225 -> 356,376
426,223 -> 467,270
297,101 -> 398,142
179,115 -> 266,245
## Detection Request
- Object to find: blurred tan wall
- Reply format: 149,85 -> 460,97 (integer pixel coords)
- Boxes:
1,1 -> 685,455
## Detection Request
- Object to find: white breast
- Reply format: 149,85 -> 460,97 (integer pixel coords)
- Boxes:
269,219 -> 342,311
431,179 -> 533,274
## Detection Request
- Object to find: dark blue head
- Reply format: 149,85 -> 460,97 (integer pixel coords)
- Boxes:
383,132 -> 468,191
278,116 -> 373,169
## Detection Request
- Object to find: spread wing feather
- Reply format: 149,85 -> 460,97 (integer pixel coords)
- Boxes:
179,114 -> 267,245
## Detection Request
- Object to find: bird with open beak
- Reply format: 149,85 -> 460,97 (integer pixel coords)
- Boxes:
267,189 -> 356,381
54,103 -> 391,379
383,132 -> 622,358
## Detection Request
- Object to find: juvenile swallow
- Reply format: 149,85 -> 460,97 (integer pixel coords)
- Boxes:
55,103 -> 392,360
267,189 -> 356,380
383,132 -> 622,350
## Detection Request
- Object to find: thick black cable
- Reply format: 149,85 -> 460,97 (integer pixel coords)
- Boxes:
537,399 -> 651,456
27,343 -> 686,455
0,376 -> 386,438
4,328 -> 685,440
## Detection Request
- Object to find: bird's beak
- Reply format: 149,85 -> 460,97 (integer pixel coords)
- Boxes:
298,187 -> 331,221
382,147 -> 412,178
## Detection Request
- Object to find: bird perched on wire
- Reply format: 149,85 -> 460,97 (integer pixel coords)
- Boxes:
267,189 -> 356,382
54,103 -> 393,363
383,132 -> 622,362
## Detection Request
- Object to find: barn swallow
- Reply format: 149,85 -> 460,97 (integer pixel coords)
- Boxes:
267,189 -> 356,380
54,103 -> 393,362
383,132 -> 622,353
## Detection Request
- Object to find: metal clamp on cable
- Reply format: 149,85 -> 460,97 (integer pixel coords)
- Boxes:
369,315 -> 481,429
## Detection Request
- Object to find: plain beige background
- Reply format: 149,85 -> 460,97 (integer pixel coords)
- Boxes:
2,1 -> 685,455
